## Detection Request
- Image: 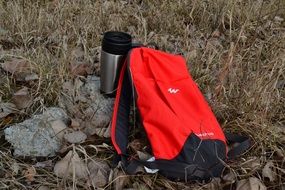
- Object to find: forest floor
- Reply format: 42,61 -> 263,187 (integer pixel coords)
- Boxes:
0,0 -> 284,189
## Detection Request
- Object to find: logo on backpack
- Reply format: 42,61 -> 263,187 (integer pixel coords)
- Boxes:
168,88 -> 179,94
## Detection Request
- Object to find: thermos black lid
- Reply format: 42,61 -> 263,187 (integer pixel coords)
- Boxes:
102,31 -> 132,55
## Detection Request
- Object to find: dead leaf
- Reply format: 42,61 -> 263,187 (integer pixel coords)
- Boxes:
0,58 -> 29,74
0,102 -> 17,119
88,160 -> 110,188
222,170 -> 236,183
88,123 -> 111,138
113,168 -> 130,190
59,76 -> 114,137
53,150 -> 88,179
70,63 -> 93,77
23,166 -> 37,182
236,177 -> 267,190
70,118 -> 80,129
64,130 -> 87,144
69,45 -> 93,77
240,157 -> 261,170
57,143 -> 72,154
203,178 -> 221,190
12,87 -> 32,109
51,120 -> 67,141
262,161 -> 276,182
0,58 -> 35,81
38,186 -> 50,190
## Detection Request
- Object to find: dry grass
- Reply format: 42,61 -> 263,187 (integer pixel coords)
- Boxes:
0,0 -> 284,189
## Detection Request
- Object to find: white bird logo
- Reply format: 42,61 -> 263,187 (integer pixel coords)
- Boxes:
168,88 -> 179,94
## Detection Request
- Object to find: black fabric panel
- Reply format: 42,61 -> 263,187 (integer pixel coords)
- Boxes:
175,134 -> 226,178
154,134 -> 226,181
127,158 -> 211,181
115,67 -> 133,155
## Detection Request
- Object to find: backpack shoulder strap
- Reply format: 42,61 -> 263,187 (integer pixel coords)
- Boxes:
226,133 -> 251,160
111,59 -> 133,161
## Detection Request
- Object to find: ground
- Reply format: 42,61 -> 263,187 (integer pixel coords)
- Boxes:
0,0 -> 284,189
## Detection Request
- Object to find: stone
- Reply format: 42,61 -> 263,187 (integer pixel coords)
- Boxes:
33,107 -> 69,124
59,76 -> 114,137
64,130 -> 87,144
4,107 -> 69,157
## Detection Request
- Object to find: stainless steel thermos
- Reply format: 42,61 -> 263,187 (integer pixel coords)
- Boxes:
100,31 -> 132,96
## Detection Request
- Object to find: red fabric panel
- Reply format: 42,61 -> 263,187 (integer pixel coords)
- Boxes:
129,47 -> 226,160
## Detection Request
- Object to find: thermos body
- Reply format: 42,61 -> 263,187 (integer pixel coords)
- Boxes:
100,31 -> 132,96
100,51 -> 125,95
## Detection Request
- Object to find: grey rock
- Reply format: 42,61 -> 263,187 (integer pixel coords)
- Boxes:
59,76 -> 114,137
82,76 -> 114,136
4,107 -> 69,157
36,107 -> 69,124
64,130 -> 87,144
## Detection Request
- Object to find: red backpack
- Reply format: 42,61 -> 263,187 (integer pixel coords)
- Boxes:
111,47 -> 250,181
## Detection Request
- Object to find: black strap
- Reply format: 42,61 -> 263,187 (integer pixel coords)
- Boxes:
126,158 -> 211,181
111,62 -> 133,156
125,133 -> 251,179
225,133 -> 251,160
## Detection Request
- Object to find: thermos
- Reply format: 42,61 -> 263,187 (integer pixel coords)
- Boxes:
100,31 -> 132,96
